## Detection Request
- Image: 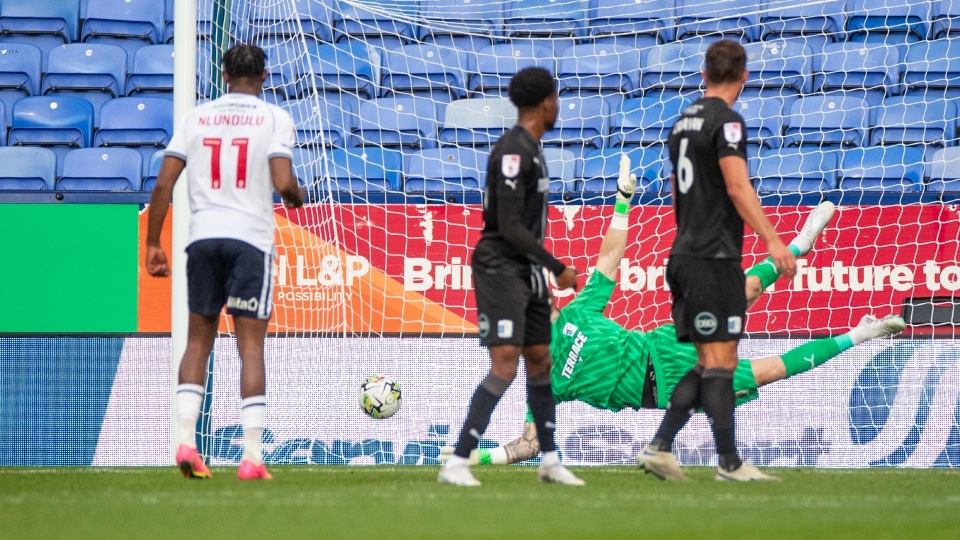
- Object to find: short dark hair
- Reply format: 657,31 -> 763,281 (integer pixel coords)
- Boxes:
704,40 -> 746,85
222,44 -> 266,79
508,67 -> 556,109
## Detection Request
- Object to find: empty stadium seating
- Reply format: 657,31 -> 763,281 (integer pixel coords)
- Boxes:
382,44 -> 469,101
282,99 -> 357,149
839,145 -> 925,191
439,97 -> 517,147
742,41 -> 813,101
470,43 -> 555,97
404,147 -> 488,192
814,42 -> 900,106
418,0 -> 502,50
141,149 -> 164,191
846,0 -> 931,45
760,0 -> 845,42
0,0 -> 81,60
326,147 -> 403,191
0,43 -> 41,118
556,44 -> 641,98
755,148 -> 840,192
580,147 -> 665,192
869,96 -> 959,158
126,45 -> 174,96
933,1 -> 960,38
641,41 -> 710,99
676,0 -> 761,42
250,0 -> 330,48
94,97 -> 173,163
0,146 -> 56,190
299,43 -> 377,100
10,96 -> 94,173
542,147 -> 578,192
927,148 -> 960,191
333,0 -> 417,50
58,147 -> 142,191
42,44 -> 127,125
736,97 -> 786,149
542,96 -> 610,155
609,96 -> 688,147
902,39 -> 960,99
587,0 -> 675,48
783,95 -> 870,147
82,0 -> 165,70
353,96 -> 440,150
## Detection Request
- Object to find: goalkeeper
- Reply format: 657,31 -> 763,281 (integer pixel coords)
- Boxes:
443,157 -> 905,471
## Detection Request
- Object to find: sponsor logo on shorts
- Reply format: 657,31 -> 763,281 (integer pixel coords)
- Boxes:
562,322 -> 578,337
727,316 -> 742,334
497,319 -> 514,339
227,296 -> 260,312
478,314 -> 490,338
694,312 -> 718,336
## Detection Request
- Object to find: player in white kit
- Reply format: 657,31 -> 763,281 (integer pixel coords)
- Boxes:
145,44 -> 304,481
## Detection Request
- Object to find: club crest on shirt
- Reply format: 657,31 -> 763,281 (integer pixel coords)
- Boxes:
723,122 -> 742,144
501,154 -> 521,179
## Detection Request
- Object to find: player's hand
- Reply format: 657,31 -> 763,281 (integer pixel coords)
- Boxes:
768,239 -> 796,279
283,187 -> 306,209
555,266 -> 578,290
145,244 -> 170,277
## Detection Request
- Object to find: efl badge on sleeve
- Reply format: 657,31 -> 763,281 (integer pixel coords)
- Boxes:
501,154 -> 521,178
723,122 -> 742,144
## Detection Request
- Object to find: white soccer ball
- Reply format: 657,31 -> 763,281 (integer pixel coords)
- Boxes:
358,375 -> 401,419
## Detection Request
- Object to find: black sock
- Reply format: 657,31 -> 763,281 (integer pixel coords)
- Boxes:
526,375 -> 557,454
650,365 -> 703,452
700,368 -> 741,472
453,374 -> 510,459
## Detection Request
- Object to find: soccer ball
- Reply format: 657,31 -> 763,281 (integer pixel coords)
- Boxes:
358,375 -> 401,419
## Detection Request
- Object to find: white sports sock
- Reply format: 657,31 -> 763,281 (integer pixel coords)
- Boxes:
540,450 -> 559,467
176,384 -> 204,448
242,396 -> 266,464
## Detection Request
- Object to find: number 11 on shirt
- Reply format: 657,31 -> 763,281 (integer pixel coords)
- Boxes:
203,137 -> 249,189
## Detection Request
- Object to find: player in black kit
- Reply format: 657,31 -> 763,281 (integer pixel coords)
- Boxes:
439,67 -> 583,487
637,40 -> 797,482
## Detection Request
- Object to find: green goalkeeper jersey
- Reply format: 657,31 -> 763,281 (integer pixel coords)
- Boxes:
550,271 -> 652,411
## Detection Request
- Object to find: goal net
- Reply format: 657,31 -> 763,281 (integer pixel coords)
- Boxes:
185,0 -> 960,469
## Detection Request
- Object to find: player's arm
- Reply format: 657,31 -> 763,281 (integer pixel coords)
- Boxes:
494,156 -> 577,288
717,117 -> 795,277
144,156 -> 185,278
269,156 -> 304,209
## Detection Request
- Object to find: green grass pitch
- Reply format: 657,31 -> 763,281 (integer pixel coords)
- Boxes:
2,466 -> 960,539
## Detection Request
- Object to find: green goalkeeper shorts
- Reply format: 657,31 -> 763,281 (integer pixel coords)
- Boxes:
613,324 -> 760,410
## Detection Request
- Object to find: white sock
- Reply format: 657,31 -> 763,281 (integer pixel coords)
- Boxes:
488,447 -> 508,465
540,450 -> 560,467
176,384 -> 204,448
242,396 -> 266,464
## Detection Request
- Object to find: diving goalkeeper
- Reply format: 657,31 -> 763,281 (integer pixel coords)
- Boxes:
442,158 -> 906,476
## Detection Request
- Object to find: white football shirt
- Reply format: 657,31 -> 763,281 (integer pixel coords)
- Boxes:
165,92 -> 295,254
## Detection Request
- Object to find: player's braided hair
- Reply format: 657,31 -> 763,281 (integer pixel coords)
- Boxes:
508,67 -> 557,109
704,40 -> 746,85
222,44 -> 266,80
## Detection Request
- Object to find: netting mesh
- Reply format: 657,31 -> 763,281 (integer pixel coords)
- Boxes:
184,0 -> 960,466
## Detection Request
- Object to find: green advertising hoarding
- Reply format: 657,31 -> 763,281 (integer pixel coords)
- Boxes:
0,204 -> 139,333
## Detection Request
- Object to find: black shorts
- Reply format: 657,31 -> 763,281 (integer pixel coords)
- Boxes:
666,255 -> 746,343
473,268 -> 552,347
186,239 -> 274,320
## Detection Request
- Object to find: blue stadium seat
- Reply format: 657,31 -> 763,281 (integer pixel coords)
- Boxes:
418,0 -> 502,50
95,97 -> 173,164
735,96 -> 785,150
542,147 -> 577,192
126,45 -> 173,96
927,148 -> 960,192
676,0 -> 762,42
587,0 -> 675,48
0,0 -> 80,60
0,147 -> 57,190
249,0 -> 330,47
382,44 -> 469,102
784,95 -> 869,147
333,0 -> 418,50
813,42 -> 899,106
580,147 -> 665,192
840,145 -> 924,191
439,97 -> 518,147
754,148 -> 839,192
290,146 -> 321,193
505,0 -> 589,39
282,99 -> 357,149
543,96 -> 609,155
760,0 -> 845,41
556,44 -> 641,97
640,41 -> 710,99
58,148 -> 143,191
327,147 -> 403,191
404,147 -> 488,192
741,41 -> 814,100
142,148 -> 164,191
902,40 -> 960,99
869,97 -> 959,158
846,0 -> 931,45
260,42 -> 311,103
470,43 -> 555,97
353,96 -> 440,150
82,0 -> 164,70
0,43 -> 42,119
42,44 -> 128,125
10,96 -> 95,173
298,43 -> 377,99
933,0 -> 960,38
609,96 -> 689,148
166,0 -> 247,43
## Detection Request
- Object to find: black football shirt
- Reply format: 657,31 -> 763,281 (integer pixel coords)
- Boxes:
667,97 -> 749,260
473,125 -> 565,276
